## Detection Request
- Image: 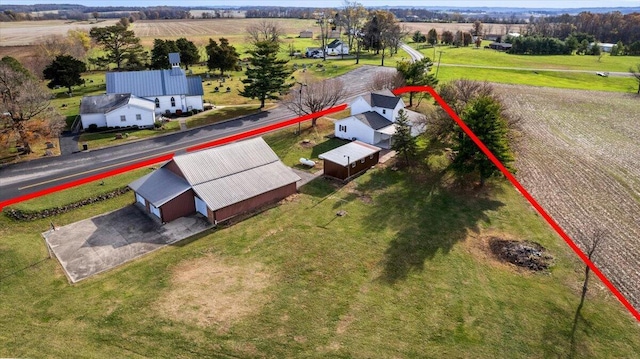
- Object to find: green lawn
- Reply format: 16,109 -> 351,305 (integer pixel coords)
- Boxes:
1,135 -> 639,358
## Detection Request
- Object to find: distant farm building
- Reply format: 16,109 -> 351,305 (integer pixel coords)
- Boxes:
487,42 -> 513,51
299,30 -> 313,38
325,39 -> 349,55
129,137 -> 300,224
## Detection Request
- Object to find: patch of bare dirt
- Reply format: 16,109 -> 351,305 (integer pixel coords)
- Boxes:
489,238 -> 554,271
156,255 -> 271,331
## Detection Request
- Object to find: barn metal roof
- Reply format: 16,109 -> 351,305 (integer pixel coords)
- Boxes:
128,168 -> 191,207
172,137 -> 281,185
353,111 -> 393,130
192,161 -> 300,211
168,52 -> 181,64
106,69 -> 204,97
318,141 -> 381,167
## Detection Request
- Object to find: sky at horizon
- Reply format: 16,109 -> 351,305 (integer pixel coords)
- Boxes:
4,0 -> 640,9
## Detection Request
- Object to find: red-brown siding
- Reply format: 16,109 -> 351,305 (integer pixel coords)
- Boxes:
160,189 -> 196,222
323,152 -> 379,180
163,160 -> 186,180
213,182 -> 297,222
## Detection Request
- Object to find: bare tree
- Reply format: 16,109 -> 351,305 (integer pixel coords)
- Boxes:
283,75 -> 346,127
340,0 -> 368,50
246,20 -> 284,45
367,70 -> 404,92
630,64 -> 640,94
0,61 -> 61,154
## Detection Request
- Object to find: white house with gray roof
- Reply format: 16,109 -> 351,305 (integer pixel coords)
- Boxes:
79,93 -> 156,129
106,53 -> 204,115
129,137 -> 300,224
334,89 -> 425,148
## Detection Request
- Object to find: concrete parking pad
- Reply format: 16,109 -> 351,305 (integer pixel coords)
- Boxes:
42,205 -> 213,283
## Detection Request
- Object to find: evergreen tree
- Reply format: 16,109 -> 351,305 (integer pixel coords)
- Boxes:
89,24 -> 144,70
396,58 -> 438,107
43,55 -> 86,93
452,96 -> 514,186
175,38 -> 200,69
239,41 -> 291,108
427,28 -> 438,46
150,39 -> 178,69
391,109 -> 417,165
206,38 -> 240,76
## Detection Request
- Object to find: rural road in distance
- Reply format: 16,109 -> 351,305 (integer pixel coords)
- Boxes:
0,66 -> 394,203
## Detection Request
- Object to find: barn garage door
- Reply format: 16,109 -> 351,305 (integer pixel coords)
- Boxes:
149,204 -> 161,219
136,193 -> 146,206
194,196 -> 208,216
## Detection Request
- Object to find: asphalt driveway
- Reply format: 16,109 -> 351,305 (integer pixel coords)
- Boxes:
42,205 -> 212,283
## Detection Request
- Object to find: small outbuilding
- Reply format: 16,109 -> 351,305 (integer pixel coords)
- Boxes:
319,141 -> 381,181
487,42 -> 513,51
129,137 -> 301,224
299,30 -> 313,38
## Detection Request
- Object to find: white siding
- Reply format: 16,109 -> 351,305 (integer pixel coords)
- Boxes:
194,196 -> 208,216
105,105 -> 155,128
350,97 -> 372,116
80,113 -> 107,128
136,193 -> 146,206
150,95 -> 188,115
334,117 -> 375,144
149,203 -> 161,218
186,95 -> 204,111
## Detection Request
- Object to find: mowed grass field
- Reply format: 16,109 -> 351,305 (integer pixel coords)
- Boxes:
1,120 -> 640,357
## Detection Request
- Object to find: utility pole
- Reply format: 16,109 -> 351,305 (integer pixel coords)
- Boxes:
435,50 -> 444,79
296,81 -> 307,135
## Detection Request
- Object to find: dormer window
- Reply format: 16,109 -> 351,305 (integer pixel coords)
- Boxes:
170,97 -> 176,107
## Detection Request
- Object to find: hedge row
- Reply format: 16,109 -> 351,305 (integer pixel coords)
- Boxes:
5,187 -> 131,221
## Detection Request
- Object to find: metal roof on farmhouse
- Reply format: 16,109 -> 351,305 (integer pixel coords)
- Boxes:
79,93 -> 154,114
354,111 -> 393,130
106,69 -> 204,97
319,141 -> 381,167
129,168 -> 191,207
168,52 -> 181,64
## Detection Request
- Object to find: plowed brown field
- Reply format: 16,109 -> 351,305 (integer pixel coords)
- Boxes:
494,84 -> 640,311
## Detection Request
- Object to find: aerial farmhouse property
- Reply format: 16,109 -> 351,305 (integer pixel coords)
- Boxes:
106,53 -> 204,116
79,93 -> 156,129
333,89 -> 424,148
129,137 -> 301,224
325,39 -> 349,55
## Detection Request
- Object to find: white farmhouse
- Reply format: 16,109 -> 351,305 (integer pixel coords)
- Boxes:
79,93 -> 155,129
334,89 -> 424,148
325,39 -> 349,56
106,53 -> 204,115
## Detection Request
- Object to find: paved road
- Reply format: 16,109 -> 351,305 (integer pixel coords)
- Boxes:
400,43 -> 634,77
0,65 -> 395,203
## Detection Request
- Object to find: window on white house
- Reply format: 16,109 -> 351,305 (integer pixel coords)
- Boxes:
154,98 -> 160,108
120,115 -> 126,122
170,97 -> 176,107
136,114 -> 142,121
382,109 -> 386,114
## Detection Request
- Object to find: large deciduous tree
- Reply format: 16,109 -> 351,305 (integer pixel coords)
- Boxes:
391,109 -> 417,165
239,41 -> 291,108
427,28 -> 438,46
89,24 -> 145,70
396,58 -> 438,107
246,20 -> 284,44
0,58 -> 61,154
43,55 -> 87,93
339,0 -> 368,50
283,75 -> 346,127
206,38 -> 240,76
363,10 -> 402,66
452,96 -> 514,186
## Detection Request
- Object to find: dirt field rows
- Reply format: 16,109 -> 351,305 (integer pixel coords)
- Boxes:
494,84 -> 640,311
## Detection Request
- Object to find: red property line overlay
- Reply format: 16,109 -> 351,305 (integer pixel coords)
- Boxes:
0,104 -> 347,211
1,86 -> 637,322
393,86 -> 640,322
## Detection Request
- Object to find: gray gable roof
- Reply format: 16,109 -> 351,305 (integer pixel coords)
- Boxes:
187,76 -> 204,96
354,111 -> 393,130
106,69 -> 203,98
370,90 -> 401,109
129,168 -> 191,207
80,93 -> 131,114
327,39 -> 343,48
